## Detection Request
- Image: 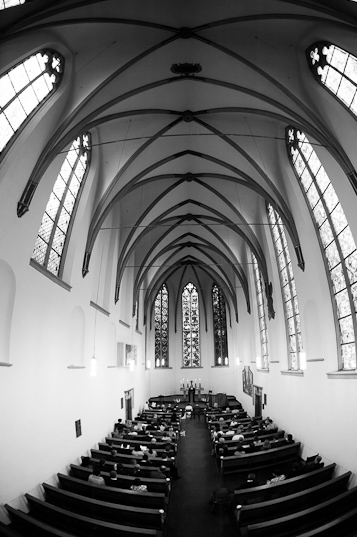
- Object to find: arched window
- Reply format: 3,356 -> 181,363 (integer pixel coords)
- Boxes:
267,204 -> 303,370
307,42 -> 357,117
0,50 -> 63,154
287,127 -> 357,370
212,283 -> 228,366
154,284 -> 169,368
252,254 -> 269,370
32,133 -> 91,277
182,282 -> 200,368
0,0 -> 25,9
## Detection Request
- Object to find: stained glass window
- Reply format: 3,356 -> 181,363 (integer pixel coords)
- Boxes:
287,127 -> 357,370
32,133 -> 91,277
307,42 -> 357,118
182,282 -> 200,367
0,50 -> 63,153
212,284 -> 228,366
252,254 -> 269,369
0,0 -> 25,9
267,204 -> 302,370
154,284 -> 169,368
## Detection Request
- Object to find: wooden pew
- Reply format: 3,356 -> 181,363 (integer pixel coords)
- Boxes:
90,457 -> 171,478
98,442 -> 171,457
42,483 -> 164,530
235,472 -> 352,527
58,474 -> 166,509
106,437 -> 177,453
220,442 -> 301,474
239,486 -> 357,537
4,505 -> 77,537
23,494 -> 161,537
0,522 -> 35,537
233,463 -> 336,505
91,448 -> 176,468
293,506 -> 357,536
70,464 -> 170,494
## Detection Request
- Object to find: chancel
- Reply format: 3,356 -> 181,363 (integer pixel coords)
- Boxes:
1,0 -> 357,536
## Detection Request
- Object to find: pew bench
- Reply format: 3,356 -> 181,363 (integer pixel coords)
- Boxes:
220,442 -> 301,474
235,472 -> 352,527
90,457 -> 171,478
91,448 -> 176,468
58,473 -> 167,509
233,463 -> 336,505
239,486 -> 357,537
70,464 -> 170,494
4,506 -> 75,537
23,494 -> 162,537
42,484 -> 165,530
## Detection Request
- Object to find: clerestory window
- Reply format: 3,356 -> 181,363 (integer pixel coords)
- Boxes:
182,282 -> 200,367
252,254 -> 269,369
212,284 -> 228,366
0,50 -> 63,154
267,204 -> 303,370
154,284 -> 169,368
287,127 -> 357,370
307,41 -> 357,118
32,133 -> 91,277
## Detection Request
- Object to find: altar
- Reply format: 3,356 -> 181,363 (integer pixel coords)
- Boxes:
180,379 -> 204,403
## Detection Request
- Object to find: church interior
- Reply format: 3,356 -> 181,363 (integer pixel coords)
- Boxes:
1,0 -> 357,535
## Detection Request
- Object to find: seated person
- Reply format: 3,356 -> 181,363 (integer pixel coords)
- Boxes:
261,439 -> 271,451
266,469 -> 286,484
303,455 -> 324,473
185,404 -> 193,418
88,466 -> 105,486
114,418 -> 127,432
284,433 -> 295,445
287,461 -> 302,479
232,432 -> 244,442
106,470 -> 121,487
130,478 -> 148,492
216,442 -> 228,457
237,473 -> 260,489
265,418 -> 275,430
80,456 -> 91,467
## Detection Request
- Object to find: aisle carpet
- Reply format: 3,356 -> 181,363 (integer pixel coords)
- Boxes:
164,416 -> 237,537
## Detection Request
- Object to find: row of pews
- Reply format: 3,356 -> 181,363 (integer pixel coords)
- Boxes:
206,407 -> 357,536
0,415 -> 180,537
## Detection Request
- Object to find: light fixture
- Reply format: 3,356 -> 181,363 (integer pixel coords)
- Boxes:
236,357 -> 240,366
147,359 -> 151,369
161,358 -> 165,366
90,355 -> 97,377
129,359 -> 135,372
156,358 -> 160,367
217,356 -> 222,365
256,355 -> 262,369
224,357 -> 228,365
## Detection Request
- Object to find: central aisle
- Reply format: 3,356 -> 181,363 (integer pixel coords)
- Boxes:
164,416 -> 237,537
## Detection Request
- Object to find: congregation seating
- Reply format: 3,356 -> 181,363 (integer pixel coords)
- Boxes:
220,442 -> 301,474
91,447 -> 176,469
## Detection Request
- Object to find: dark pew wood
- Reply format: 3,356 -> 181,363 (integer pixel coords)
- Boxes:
4,505 -> 75,537
239,486 -> 357,537
235,472 -> 352,527
233,463 -> 336,505
0,522 -> 32,537
294,506 -> 357,536
58,473 -> 167,509
106,437 -> 177,450
24,494 -> 160,537
92,447 -> 175,468
70,464 -> 169,494
42,483 -> 164,530
220,442 -> 301,474
90,457 -> 171,478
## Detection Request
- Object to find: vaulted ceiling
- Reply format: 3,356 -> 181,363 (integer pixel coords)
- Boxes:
3,0 -> 357,317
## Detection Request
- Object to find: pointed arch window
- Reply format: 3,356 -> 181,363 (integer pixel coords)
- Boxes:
154,284 -> 169,368
182,282 -> 200,368
212,284 -> 228,366
32,133 -> 91,277
287,127 -> 357,370
307,42 -> 357,117
0,50 -> 63,154
252,254 -> 269,370
267,204 -> 303,370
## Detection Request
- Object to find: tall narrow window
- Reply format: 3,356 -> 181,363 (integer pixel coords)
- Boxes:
252,254 -> 269,369
154,284 -> 169,368
267,204 -> 303,370
212,284 -> 228,366
287,127 -> 357,370
0,50 -> 63,153
182,282 -> 200,368
307,42 -> 357,117
32,133 -> 91,277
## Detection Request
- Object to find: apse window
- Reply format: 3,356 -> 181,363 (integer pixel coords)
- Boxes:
32,133 -> 91,277
182,282 -> 200,367
287,127 -> 357,370
252,254 -> 269,370
154,283 -> 169,368
212,284 -> 228,366
267,204 -> 303,370
0,50 -> 63,153
307,42 -> 357,117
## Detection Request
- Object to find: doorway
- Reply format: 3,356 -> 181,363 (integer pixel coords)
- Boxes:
125,388 -> 134,423
253,385 -> 263,418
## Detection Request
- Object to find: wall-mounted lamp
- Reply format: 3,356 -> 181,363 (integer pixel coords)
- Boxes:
90,355 -> 97,377
236,357 -> 240,366
256,355 -> 262,369
299,350 -> 307,370
217,356 -> 222,365
146,359 -> 151,369
224,356 -> 228,366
